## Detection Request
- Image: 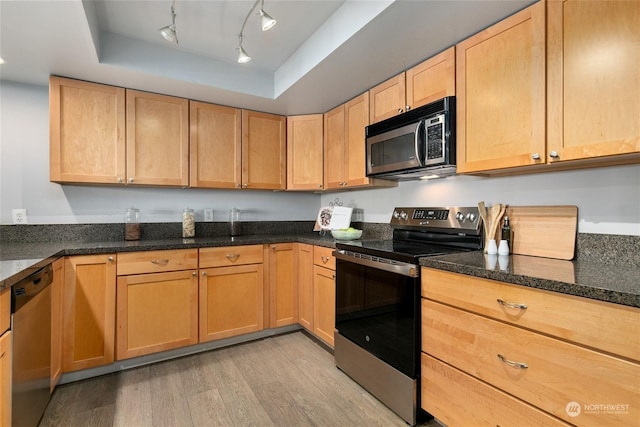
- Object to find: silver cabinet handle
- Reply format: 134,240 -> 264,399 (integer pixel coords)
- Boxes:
117,177 -> 124,183
498,354 -> 528,369
549,151 -> 560,159
405,105 -> 411,111
497,299 -> 527,310
151,259 -> 169,266
397,108 -> 404,114
108,256 -> 114,262
531,153 -> 540,160
192,271 -> 197,277
128,177 -> 134,183
225,254 -> 239,261
242,183 -> 248,188
201,271 -> 207,276
321,256 -> 329,263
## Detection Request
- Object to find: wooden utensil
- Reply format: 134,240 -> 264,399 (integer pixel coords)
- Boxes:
477,201 -> 489,251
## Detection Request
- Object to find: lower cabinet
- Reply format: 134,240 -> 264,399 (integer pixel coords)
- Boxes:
63,254 -> 116,372
199,264 -> 264,342
421,267 -> 640,427
312,246 -> 336,347
199,245 -> 265,341
50,258 -> 64,391
116,270 -> 198,360
268,243 -> 297,328
1,288 -> 11,427
297,244 -> 314,332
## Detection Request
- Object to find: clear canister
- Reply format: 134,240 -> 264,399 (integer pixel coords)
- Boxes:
182,208 -> 195,238
229,208 -> 241,236
125,208 -> 140,241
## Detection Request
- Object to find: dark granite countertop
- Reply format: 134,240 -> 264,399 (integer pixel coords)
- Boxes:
0,233 -> 337,290
419,251 -> 640,308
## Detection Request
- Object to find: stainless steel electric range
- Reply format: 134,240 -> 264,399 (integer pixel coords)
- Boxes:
333,207 -> 483,426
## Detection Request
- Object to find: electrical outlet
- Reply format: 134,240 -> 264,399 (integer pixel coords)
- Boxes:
204,208 -> 214,222
12,209 -> 27,224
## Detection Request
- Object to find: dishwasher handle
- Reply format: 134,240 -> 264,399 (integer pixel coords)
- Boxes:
11,264 -> 53,313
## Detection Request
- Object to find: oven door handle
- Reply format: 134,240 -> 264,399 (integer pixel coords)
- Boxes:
334,250 -> 419,278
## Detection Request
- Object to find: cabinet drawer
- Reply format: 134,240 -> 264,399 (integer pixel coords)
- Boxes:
421,353 -> 570,427
117,249 -> 198,275
0,288 -> 9,334
313,246 -> 335,270
422,299 -> 640,426
199,245 -> 263,268
422,268 -> 640,362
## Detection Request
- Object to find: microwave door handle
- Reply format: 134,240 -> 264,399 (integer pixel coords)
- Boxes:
414,120 -> 425,167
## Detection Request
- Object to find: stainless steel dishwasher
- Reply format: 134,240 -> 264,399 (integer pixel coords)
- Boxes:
11,264 -> 52,427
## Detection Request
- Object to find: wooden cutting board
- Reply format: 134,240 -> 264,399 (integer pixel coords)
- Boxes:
506,206 -> 578,260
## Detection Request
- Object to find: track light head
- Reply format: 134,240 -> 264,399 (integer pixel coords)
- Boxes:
260,9 -> 276,31
159,3 -> 178,44
237,34 -> 251,63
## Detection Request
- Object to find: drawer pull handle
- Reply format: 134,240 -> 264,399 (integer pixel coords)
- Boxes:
497,354 -> 528,369
225,254 -> 240,262
497,299 -> 527,310
321,256 -> 329,263
151,259 -> 169,266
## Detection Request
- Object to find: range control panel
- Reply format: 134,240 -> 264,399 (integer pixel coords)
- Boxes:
391,207 -> 482,234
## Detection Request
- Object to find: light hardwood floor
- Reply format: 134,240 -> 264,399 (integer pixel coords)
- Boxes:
41,332 -> 440,427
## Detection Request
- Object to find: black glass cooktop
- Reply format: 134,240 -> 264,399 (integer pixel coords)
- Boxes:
336,239 -> 466,264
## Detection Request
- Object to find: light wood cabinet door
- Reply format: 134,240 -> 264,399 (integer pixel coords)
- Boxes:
126,89 -> 189,186
369,73 -> 406,124
0,331 -> 11,427
406,47 -> 456,110
313,265 -> 335,347
63,254 -> 116,372
287,114 -> 324,191
190,101 -> 242,189
242,110 -> 286,190
116,270 -> 198,360
49,76 -> 126,184
456,1 -> 546,173
268,243 -> 297,328
0,289 -> 9,335
345,92 -> 371,187
323,104 -> 346,189
297,244 -> 314,332
50,258 -> 64,392
547,0 -> 640,162
199,264 -> 264,342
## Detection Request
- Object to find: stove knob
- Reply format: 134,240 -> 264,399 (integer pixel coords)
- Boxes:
399,211 -> 408,220
393,210 -> 400,219
466,213 -> 476,222
456,212 -> 465,222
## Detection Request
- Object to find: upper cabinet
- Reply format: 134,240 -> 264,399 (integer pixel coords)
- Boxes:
126,90 -> 189,186
324,93 -> 397,190
456,1 -> 546,174
546,0 -> 640,162
457,0 -> 639,175
287,114 -> 324,191
50,76 -> 126,184
242,110 -> 287,190
369,47 -> 456,124
190,101 -> 242,189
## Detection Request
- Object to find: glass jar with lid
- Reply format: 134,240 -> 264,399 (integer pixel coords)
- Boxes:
125,208 -> 140,241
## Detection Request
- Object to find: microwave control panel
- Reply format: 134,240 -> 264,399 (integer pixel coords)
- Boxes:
425,114 -> 445,162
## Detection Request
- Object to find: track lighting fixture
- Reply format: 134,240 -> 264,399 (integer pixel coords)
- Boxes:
237,0 -> 276,63
159,1 -> 178,44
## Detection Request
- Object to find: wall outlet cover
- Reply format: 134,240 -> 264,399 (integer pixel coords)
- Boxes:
12,208 -> 27,224
204,208 -> 214,222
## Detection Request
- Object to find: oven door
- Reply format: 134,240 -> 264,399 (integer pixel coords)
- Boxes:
335,255 -> 420,379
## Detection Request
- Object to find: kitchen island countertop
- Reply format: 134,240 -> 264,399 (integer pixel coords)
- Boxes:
419,251 -> 640,308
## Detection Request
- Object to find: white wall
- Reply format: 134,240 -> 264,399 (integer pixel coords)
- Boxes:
2,80 -> 639,235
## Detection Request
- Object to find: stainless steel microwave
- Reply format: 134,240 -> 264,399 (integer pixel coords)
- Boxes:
366,96 -> 455,180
